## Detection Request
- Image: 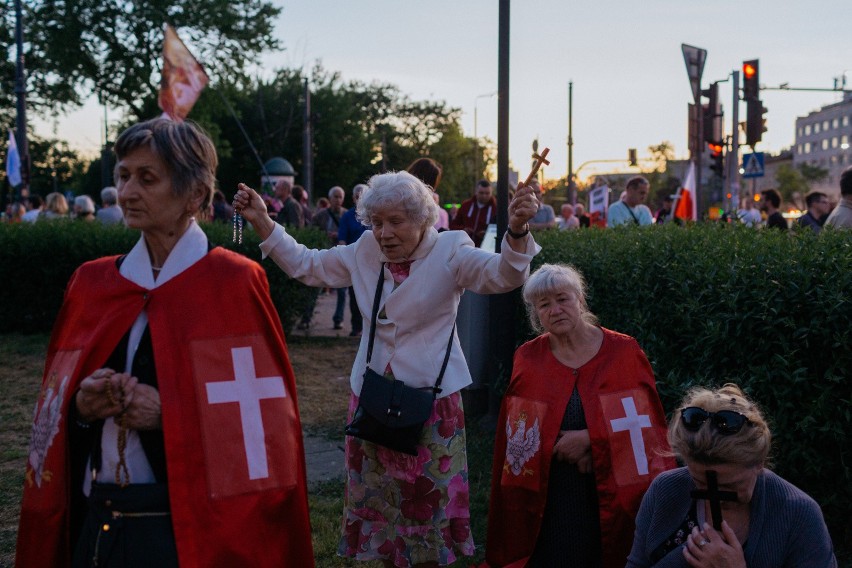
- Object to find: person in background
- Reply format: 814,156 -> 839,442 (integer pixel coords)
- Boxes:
6,201 -> 26,223
312,186 -> 348,330
487,264 -> 675,567
824,165 -> 852,229
292,185 -> 314,225
41,192 -> 69,220
234,170 -> 540,568
557,203 -> 580,230
210,189 -> 234,223
273,179 -> 303,228
16,118 -> 314,568
405,158 -> 449,231
338,183 -> 369,337
450,179 -> 497,247
97,186 -> 125,226
627,383 -> 837,568
760,189 -> 787,230
22,194 -> 43,222
574,202 -> 591,228
655,196 -> 673,224
529,179 -> 557,230
73,195 -> 96,222
607,177 -> 653,227
736,197 -> 762,227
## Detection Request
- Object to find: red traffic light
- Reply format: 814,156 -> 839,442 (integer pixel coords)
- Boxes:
743,62 -> 757,79
707,142 -> 723,157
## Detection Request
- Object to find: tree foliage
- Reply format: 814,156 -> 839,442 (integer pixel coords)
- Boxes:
5,0 -> 280,120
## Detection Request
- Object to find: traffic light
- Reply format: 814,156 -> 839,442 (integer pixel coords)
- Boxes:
702,82 -> 723,144
708,142 -> 724,177
742,59 -> 759,100
746,99 -> 768,147
628,148 -> 637,166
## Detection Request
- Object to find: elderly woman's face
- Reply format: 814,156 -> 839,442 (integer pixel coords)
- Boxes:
117,146 -> 188,233
534,290 -> 583,336
687,461 -> 760,507
370,207 -> 425,262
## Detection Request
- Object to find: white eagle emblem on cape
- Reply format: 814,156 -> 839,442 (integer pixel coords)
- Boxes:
27,373 -> 70,487
504,411 -> 541,476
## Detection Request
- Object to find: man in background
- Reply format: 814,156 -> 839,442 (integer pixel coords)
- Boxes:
607,176 -> 653,227
796,191 -> 830,233
824,166 -> 852,229
760,188 -> 787,230
450,179 -> 496,247
96,186 -> 124,226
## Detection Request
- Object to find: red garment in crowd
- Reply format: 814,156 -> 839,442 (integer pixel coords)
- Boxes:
16,249 -> 314,567
486,330 -> 675,568
449,196 -> 496,247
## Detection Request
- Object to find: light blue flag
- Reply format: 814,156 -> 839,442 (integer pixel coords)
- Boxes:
6,130 -> 21,187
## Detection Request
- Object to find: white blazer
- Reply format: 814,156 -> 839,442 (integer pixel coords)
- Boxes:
260,224 -> 540,397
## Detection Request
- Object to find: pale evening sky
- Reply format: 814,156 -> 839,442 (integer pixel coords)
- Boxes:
38,0 -> 851,184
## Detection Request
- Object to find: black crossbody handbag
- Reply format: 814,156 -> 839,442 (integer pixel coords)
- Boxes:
344,263 -> 454,455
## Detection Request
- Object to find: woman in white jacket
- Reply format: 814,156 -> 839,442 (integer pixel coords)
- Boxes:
234,171 -> 540,567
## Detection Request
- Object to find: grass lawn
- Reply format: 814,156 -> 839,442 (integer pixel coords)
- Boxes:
0,334 -> 494,568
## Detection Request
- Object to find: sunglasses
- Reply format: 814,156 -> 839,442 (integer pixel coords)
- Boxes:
680,407 -> 751,435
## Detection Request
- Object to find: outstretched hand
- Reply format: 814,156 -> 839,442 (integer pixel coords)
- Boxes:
233,183 -> 276,241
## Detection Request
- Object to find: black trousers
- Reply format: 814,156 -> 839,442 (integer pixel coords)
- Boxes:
73,482 -> 177,568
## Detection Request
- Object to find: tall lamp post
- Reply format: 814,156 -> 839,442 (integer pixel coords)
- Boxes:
473,92 -> 497,184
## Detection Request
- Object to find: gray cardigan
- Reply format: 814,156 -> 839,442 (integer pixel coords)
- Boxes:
626,467 -> 837,568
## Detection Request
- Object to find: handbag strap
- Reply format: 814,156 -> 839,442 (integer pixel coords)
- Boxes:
365,263 -> 454,396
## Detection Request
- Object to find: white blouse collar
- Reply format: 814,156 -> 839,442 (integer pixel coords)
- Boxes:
120,219 -> 209,289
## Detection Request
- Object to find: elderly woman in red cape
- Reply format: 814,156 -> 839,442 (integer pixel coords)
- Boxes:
16,119 -> 313,568
486,263 -> 675,567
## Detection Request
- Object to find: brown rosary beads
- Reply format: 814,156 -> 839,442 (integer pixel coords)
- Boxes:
105,379 -> 131,487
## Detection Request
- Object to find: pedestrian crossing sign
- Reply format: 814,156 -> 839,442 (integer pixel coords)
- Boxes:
742,152 -> 765,178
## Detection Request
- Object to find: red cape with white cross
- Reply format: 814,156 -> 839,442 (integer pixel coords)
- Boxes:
16,248 -> 314,567
486,329 -> 676,568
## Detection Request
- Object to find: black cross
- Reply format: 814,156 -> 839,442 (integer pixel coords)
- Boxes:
690,470 -> 738,530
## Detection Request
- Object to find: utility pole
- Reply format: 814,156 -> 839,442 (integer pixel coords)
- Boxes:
729,71 -> 740,212
682,44 -> 706,219
14,0 -> 30,200
488,0 -> 512,423
567,81 -> 576,205
302,78 -> 313,199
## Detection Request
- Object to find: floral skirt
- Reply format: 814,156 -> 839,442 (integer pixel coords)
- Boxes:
338,390 -> 475,567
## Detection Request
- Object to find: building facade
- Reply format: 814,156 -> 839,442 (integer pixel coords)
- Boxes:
793,92 -> 852,199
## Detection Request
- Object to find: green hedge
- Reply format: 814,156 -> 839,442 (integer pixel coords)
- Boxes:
0,220 -> 329,334
531,223 -> 851,551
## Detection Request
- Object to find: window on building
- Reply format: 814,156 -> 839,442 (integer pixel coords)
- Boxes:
805,142 -> 811,153
831,155 -> 838,164
843,135 -> 849,146
832,118 -> 839,129
797,127 -> 803,137
805,124 -> 812,135
797,144 -> 802,154
832,137 -> 838,148
823,120 -> 830,130
844,116 -> 850,127
814,123 -> 820,134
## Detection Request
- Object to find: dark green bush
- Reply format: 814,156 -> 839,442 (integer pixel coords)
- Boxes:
0,220 -> 329,334
530,223 -> 851,552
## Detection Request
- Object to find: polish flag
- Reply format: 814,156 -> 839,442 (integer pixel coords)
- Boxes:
158,24 -> 209,122
674,161 -> 697,221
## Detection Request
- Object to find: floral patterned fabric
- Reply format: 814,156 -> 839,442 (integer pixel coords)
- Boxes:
338,390 -> 475,567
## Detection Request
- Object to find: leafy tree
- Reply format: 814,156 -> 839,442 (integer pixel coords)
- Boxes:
775,164 -> 810,205
8,0 -> 281,119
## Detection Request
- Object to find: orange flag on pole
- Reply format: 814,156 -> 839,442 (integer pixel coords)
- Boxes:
674,161 -> 697,221
158,24 -> 209,122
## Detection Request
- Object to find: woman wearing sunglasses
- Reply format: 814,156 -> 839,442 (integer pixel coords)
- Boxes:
627,383 -> 837,567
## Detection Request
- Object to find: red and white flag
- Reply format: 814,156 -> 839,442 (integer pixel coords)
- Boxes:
674,161 -> 697,221
158,24 -> 209,122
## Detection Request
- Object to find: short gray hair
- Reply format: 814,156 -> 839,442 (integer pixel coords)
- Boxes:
357,171 -> 439,228
522,263 -> 598,333
328,185 -> 345,198
352,183 -> 368,199
101,186 -> 118,206
74,195 -> 95,214
114,118 -> 217,212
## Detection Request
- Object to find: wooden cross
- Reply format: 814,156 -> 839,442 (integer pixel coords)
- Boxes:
690,470 -> 738,530
520,147 -> 551,188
